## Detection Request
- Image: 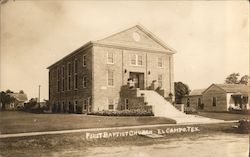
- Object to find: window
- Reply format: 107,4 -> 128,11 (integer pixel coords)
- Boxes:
57,68 -> 60,92
138,55 -> 143,66
83,99 -> 88,110
125,98 -> 129,110
83,55 -> 87,67
83,76 -> 87,88
187,98 -> 190,107
74,59 -> 78,73
130,54 -> 136,65
130,54 -> 143,66
74,59 -> 78,89
67,63 -> 71,90
108,98 -> 114,110
61,66 -> 65,91
107,70 -> 114,86
158,57 -> 163,68
107,52 -> 114,64
158,74 -> 163,88
212,97 -> 217,106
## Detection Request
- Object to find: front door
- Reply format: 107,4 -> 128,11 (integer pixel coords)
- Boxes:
130,72 -> 144,89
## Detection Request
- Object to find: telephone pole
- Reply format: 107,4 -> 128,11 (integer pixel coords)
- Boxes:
38,85 -> 41,108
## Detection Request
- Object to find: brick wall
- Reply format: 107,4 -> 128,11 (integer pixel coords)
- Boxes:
49,47 -> 93,113
92,45 -> 173,111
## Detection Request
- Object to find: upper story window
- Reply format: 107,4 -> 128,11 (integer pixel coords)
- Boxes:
61,66 -> 65,92
158,57 -> 163,68
74,59 -> 78,89
67,62 -> 71,90
130,54 -> 143,66
138,55 -> 143,66
130,54 -> 136,65
83,55 -> 87,67
107,52 -> 114,64
74,59 -> 78,73
57,68 -> 60,92
107,70 -> 114,86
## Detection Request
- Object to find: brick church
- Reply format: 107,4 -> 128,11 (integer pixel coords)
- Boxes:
47,25 -> 176,113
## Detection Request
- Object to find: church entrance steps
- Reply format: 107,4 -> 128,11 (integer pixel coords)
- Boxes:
139,90 -> 224,124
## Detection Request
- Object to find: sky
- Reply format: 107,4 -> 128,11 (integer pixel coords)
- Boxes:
0,0 -> 249,100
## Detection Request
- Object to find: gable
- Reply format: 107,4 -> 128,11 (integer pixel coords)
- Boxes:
203,84 -> 226,95
96,25 -> 175,53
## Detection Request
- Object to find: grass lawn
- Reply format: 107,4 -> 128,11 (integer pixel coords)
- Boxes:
0,122 -> 243,157
0,111 -> 176,134
196,112 -> 249,121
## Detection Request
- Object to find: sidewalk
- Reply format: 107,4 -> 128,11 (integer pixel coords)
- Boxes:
0,120 -> 238,139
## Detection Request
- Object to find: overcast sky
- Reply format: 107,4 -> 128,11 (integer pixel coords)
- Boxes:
0,0 -> 249,100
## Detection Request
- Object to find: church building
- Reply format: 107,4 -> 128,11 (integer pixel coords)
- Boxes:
47,25 -> 176,113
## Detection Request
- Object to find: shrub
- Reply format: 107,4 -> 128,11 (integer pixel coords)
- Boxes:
184,107 -> 198,114
88,109 -> 154,116
238,119 -> 250,134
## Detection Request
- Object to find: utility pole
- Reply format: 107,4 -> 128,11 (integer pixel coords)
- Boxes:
38,85 -> 41,108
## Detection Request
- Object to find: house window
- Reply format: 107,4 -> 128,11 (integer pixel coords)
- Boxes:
67,62 -> 71,90
187,98 -> 190,107
108,98 -> 114,110
158,57 -> 163,68
158,74 -> 163,88
125,98 -> 129,110
130,54 -> 143,66
83,55 -> 87,67
107,52 -> 114,64
212,97 -> 217,106
83,99 -> 88,110
107,70 -> 114,86
83,76 -> 87,88
74,59 -> 78,89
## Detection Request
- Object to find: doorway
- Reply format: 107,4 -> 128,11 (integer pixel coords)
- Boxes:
130,72 -> 144,89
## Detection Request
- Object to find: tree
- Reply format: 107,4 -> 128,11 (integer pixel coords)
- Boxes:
225,73 -> 248,85
0,91 -> 16,110
239,75 -> 248,85
19,90 -> 24,94
5,89 -> 13,94
174,82 -> 190,104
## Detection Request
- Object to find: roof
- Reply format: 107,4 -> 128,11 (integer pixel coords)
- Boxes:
47,25 -> 176,69
9,93 -> 28,102
204,84 -> 249,95
189,89 -> 206,96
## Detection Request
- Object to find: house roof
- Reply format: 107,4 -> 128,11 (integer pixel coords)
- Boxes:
9,93 -> 28,102
189,89 -> 206,96
47,25 -> 176,69
203,84 -> 249,95
215,84 -> 248,94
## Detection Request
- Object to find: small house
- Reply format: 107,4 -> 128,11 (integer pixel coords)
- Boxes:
202,84 -> 249,111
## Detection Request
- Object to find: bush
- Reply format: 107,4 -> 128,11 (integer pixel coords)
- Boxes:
88,109 -> 154,116
238,119 -> 250,134
184,107 -> 198,114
